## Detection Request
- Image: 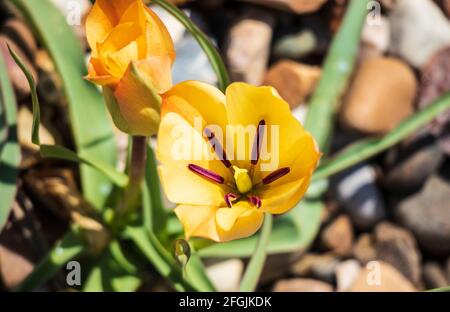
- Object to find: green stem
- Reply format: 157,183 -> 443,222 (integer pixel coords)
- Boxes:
117,136 -> 148,217
152,0 -> 230,91
305,0 -> 370,151
239,214 -> 273,292
15,228 -> 84,291
428,286 -> 450,292
312,92 -> 450,181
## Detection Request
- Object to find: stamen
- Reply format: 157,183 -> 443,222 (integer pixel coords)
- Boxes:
188,164 -> 224,184
248,196 -> 262,208
251,120 -> 266,165
224,193 -> 238,208
262,167 -> 290,185
204,128 -> 232,168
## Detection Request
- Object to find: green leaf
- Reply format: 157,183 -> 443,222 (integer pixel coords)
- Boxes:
239,214 -> 272,292
83,241 -> 141,292
152,0 -> 230,91
0,50 -> 20,231
8,45 -> 128,188
199,199 -> 323,257
313,92 -> 450,181
15,228 -> 85,291
10,0 -> 118,208
142,145 -> 166,236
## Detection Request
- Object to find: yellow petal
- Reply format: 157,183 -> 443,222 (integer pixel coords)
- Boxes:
85,0 -> 135,55
225,82 -> 320,186
113,62 -> 161,136
157,111 -> 232,182
85,58 -> 119,86
215,202 -> 264,241
259,176 -> 311,214
174,205 -> 220,241
158,164 -> 226,207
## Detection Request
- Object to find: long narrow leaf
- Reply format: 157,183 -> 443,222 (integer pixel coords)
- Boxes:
0,49 -> 20,231
8,46 -> 128,188
10,0 -> 118,208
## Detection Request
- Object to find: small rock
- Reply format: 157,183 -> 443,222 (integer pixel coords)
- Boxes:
418,47 -> 450,155
350,261 -> 417,292
383,134 -> 444,193
320,215 -> 354,256
245,0 -> 327,14
226,8 -> 275,85
264,60 -> 321,109
291,253 -> 339,284
353,233 -> 377,264
361,15 -> 390,54
272,278 -> 333,292
206,259 -> 244,292
389,0 -> 450,68
0,36 -> 38,100
374,222 -> 422,286
395,175 -> 450,256
336,260 -> 362,292
18,106 -> 55,152
331,164 -> 386,231
1,19 -> 37,61
423,262 -> 449,289
341,57 -> 417,134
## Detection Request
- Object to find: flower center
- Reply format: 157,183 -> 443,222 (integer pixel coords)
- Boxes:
233,166 -> 253,194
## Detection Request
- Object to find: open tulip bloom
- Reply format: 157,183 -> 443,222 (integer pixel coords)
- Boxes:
157,82 -> 321,242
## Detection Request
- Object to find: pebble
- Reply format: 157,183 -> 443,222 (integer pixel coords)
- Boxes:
382,134 -> 444,193
246,0 -> 327,14
361,15 -> 390,54
264,60 -> 321,109
394,175 -> 450,256
423,262 -> 449,289
320,215 -> 354,257
352,233 -> 377,264
418,47 -> 450,155
389,0 -> 450,68
341,57 -> 417,134
225,8 -> 275,85
350,261 -> 417,292
335,260 -> 362,292
331,164 -> 386,231
206,259 -> 244,292
374,222 -> 422,286
272,278 -> 333,292
290,253 -> 339,284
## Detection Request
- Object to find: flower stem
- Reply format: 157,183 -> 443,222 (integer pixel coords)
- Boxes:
118,136 -> 148,217
239,214 -> 273,292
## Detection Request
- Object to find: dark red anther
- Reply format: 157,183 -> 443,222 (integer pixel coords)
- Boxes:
251,120 -> 266,165
224,193 -> 238,208
262,167 -> 290,185
188,164 -> 224,184
204,127 -> 232,168
248,196 -> 262,208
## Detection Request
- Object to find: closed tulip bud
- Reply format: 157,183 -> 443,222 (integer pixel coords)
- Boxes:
85,0 -> 175,136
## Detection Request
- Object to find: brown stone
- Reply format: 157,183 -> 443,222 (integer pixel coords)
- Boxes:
374,222 -> 422,286
226,8 -> 274,85
423,262 -> 449,289
321,215 -> 354,256
341,57 -> 417,134
264,60 -> 321,109
290,253 -> 339,283
242,0 -> 327,14
350,261 -> 417,292
273,278 -> 333,292
352,234 -> 377,264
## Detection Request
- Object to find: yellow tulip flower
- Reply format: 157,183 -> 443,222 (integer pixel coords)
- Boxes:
85,0 -> 175,136
157,81 -> 321,242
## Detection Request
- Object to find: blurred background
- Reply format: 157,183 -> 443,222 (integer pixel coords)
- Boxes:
0,0 -> 450,292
